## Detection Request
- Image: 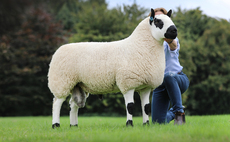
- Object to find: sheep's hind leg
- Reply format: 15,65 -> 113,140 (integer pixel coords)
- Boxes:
123,89 -> 135,127
139,88 -> 151,125
69,97 -> 79,127
52,97 -> 66,128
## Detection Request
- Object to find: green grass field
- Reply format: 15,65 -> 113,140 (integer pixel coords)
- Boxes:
0,115 -> 229,142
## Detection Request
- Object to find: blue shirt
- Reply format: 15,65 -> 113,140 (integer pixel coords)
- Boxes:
164,37 -> 183,74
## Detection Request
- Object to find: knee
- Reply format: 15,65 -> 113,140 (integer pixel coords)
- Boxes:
164,73 -> 174,81
127,102 -> 134,115
163,73 -> 176,84
144,103 -> 151,115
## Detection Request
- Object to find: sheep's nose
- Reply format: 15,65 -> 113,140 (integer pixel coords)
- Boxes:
169,25 -> 177,34
164,25 -> 177,39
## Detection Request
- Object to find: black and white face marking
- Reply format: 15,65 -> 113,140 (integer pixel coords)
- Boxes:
154,18 -> 164,29
149,8 -> 177,41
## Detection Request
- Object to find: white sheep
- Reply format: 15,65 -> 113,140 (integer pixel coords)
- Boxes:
48,8 -> 177,128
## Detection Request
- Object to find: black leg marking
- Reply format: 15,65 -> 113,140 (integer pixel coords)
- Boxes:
52,123 -> 60,129
144,103 -> 151,115
143,120 -> 149,126
127,102 -> 134,115
126,120 -> 133,127
70,124 -> 78,127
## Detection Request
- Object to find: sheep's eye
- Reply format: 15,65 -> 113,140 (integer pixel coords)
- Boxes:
154,18 -> 164,29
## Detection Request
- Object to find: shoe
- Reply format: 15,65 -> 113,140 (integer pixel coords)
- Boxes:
174,112 -> 185,125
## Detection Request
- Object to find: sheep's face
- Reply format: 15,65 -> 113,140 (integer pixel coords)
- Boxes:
149,9 -> 177,41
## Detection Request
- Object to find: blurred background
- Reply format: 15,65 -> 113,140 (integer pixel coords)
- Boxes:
0,0 -> 230,116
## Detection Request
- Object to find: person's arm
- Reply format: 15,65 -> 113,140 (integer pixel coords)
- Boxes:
164,38 -> 177,51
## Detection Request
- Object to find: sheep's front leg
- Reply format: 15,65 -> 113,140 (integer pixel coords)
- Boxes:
123,89 -> 135,127
52,97 -> 65,128
69,97 -> 79,127
139,88 -> 151,125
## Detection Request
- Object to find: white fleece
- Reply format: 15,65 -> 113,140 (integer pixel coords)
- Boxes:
48,17 -> 165,98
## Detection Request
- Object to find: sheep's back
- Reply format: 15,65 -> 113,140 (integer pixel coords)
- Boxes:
48,41 -> 127,97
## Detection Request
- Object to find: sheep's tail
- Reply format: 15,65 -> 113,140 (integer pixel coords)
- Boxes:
72,85 -> 88,108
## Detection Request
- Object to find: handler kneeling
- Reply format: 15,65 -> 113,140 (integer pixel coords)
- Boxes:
150,8 -> 190,125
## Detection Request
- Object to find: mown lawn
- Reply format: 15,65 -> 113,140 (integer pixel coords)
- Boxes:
0,115 -> 229,142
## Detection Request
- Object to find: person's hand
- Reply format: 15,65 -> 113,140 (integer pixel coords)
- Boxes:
164,38 -> 174,44
164,38 -> 177,50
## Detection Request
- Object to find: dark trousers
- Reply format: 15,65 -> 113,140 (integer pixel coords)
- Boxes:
151,71 -> 189,124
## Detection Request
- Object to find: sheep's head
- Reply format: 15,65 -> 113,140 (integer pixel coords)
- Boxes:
149,8 -> 177,41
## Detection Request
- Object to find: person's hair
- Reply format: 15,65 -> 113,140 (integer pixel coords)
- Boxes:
148,8 -> 168,16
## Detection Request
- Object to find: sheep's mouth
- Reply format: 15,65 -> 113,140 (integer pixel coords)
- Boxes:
165,33 -> 177,39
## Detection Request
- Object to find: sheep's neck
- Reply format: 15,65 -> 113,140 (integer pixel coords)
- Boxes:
128,17 -> 162,54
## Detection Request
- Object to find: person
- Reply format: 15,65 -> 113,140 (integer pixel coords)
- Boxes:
150,8 -> 190,125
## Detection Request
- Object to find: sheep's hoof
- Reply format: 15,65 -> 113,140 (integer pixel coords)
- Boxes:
143,120 -> 149,126
126,120 -> 133,127
70,124 -> 78,127
52,123 -> 60,129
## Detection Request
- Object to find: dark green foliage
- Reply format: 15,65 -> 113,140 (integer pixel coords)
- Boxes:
185,19 -> 230,115
173,7 -> 230,115
69,3 -> 147,42
173,8 -> 211,78
54,0 -> 82,30
0,4 -> 66,116
0,0 -> 28,36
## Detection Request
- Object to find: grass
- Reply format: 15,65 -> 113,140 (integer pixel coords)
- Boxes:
0,115 -> 229,142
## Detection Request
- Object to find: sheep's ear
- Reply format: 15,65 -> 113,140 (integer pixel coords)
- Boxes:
167,9 -> 172,17
149,8 -> 155,25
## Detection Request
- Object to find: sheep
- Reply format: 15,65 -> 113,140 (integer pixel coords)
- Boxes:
48,8 -> 177,128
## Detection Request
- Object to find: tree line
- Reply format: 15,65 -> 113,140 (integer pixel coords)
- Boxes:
0,0 -> 230,116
